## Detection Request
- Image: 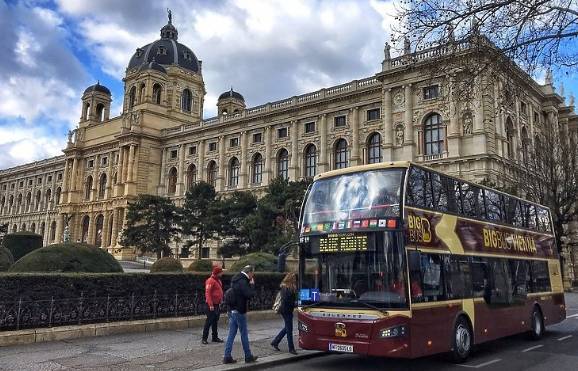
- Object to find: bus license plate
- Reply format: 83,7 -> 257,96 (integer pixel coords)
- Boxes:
329,343 -> 354,353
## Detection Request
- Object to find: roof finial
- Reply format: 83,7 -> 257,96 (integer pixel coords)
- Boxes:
167,8 -> 172,24
545,67 -> 553,85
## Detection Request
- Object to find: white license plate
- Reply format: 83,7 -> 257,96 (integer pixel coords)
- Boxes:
329,343 -> 354,353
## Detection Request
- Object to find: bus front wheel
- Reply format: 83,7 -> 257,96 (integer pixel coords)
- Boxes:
529,307 -> 544,340
450,317 -> 472,363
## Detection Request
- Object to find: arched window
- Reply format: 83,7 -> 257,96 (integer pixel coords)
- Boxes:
40,222 -> 45,238
207,161 -> 217,188
128,86 -> 136,109
152,83 -> 162,105
12,224 -> 17,233
252,153 -> 263,184
17,194 -> 22,213
277,148 -> 289,180
45,189 -> 51,210
95,214 -> 104,247
9,195 -> 14,214
181,89 -> 192,112
85,176 -> 93,200
25,192 -> 31,212
187,164 -> 197,191
424,113 -> 444,156
21,223 -> 26,232
84,103 -> 91,120
0,196 -> 4,216
55,187 -> 61,205
31,223 -> 36,233
81,216 -> 90,243
367,133 -> 382,164
229,157 -> 240,187
99,173 -> 107,199
334,139 -> 348,169
521,126 -> 529,163
506,118 -> 514,158
96,103 -> 105,122
167,167 -> 178,195
50,221 -> 56,242
138,83 -> 146,104
304,144 -> 317,178
35,190 -> 41,211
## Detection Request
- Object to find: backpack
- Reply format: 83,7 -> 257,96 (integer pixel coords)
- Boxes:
224,287 -> 236,308
272,290 -> 282,313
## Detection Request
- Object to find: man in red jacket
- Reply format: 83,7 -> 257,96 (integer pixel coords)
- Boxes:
202,266 -> 224,344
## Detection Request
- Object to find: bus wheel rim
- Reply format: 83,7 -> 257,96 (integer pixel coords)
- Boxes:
456,324 -> 470,354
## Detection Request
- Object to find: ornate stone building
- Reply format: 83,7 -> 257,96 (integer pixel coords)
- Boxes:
0,16 -> 576,281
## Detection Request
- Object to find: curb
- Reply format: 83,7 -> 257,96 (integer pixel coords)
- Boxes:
194,351 -> 326,371
0,310 -> 279,348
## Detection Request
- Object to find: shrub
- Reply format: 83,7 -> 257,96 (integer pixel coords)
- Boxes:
229,252 -> 278,272
0,248 -> 14,272
2,232 -> 43,261
9,243 -> 123,273
187,259 -> 214,272
150,257 -> 183,273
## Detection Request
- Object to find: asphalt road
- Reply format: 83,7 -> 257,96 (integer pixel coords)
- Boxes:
271,293 -> 578,371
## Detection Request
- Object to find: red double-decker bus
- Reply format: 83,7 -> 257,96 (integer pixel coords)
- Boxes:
297,162 -> 565,361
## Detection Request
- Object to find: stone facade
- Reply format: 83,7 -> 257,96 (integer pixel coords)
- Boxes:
0,18 -> 577,282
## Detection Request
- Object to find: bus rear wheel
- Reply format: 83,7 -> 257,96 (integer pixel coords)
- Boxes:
529,307 -> 544,340
450,317 -> 472,363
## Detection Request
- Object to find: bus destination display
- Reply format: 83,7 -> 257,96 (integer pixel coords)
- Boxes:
319,233 -> 368,253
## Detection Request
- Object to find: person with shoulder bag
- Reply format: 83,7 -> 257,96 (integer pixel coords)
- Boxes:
202,266 -> 224,344
271,272 -> 298,355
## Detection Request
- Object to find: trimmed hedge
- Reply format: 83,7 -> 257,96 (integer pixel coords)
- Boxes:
0,272 -> 287,301
0,247 -> 14,271
187,259 -> 214,272
9,243 -> 123,273
229,252 -> 278,272
150,257 -> 184,272
2,232 -> 43,261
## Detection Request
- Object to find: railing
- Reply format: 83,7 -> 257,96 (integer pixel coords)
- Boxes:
0,288 -> 276,331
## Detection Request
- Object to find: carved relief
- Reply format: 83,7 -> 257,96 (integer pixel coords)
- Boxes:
462,111 -> 473,135
393,90 -> 405,111
395,124 -> 405,146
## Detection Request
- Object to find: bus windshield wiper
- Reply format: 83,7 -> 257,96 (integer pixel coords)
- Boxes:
350,300 -> 388,314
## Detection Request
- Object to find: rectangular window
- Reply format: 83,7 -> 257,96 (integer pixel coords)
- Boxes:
189,146 -> 196,156
530,261 -> 551,293
57,173 -> 62,181
509,260 -> 530,299
37,177 -> 42,185
444,256 -> 472,299
209,142 -> 217,152
88,160 -> 94,168
408,252 -> 444,303
2,185 -> 6,190
525,203 -> 538,230
101,157 -> 108,166
520,101 -> 527,115
536,207 -> 552,233
253,133 -> 262,143
470,258 -> 489,298
406,166 -> 427,208
170,150 -> 178,159
334,115 -> 346,127
201,247 -> 210,259
366,108 -> 380,121
47,176 -> 52,182
423,85 -> 440,100
277,127 -> 288,139
487,259 -> 513,304
19,181 -> 24,188
230,137 -> 239,147
304,122 -> 315,133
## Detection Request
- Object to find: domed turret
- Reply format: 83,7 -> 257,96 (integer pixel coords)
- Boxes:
217,88 -> 246,115
80,82 -> 112,124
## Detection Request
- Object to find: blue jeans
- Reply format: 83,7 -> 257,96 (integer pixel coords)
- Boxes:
271,312 -> 294,351
224,311 -> 253,360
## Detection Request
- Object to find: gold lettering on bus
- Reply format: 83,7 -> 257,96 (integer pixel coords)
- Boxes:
482,228 -> 537,254
408,214 -> 432,243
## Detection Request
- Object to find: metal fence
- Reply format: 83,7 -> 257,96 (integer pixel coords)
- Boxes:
0,287 -> 276,331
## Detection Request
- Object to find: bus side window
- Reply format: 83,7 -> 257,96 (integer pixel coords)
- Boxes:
411,253 -> 444,302
487,259 -> 514,305
470,258 -> 489,298
509,260 -> 529,300
530,260 -> 551,293
444,256 -> 472,299
407,167 -> 427,208
408,251 -> 424,303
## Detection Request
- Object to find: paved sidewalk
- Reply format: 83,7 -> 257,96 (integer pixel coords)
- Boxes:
0,316 -> 307,370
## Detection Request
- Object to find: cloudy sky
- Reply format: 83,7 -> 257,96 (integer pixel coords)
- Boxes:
0,0 -> 576,170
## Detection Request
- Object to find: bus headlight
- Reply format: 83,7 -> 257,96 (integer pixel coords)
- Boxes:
378,325 -> 407,338
298,321 -> 309,333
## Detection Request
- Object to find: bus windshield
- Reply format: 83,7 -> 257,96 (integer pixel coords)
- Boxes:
300,231 -> 409,309
302,169 -> 404,227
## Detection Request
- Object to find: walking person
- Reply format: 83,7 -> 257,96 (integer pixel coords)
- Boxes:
223,265 -> 258,364
271,272 -> 298,354
202,266 -> 224,344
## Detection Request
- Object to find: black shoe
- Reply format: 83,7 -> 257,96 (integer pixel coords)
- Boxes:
245,355 -> 258,363
223,357 -> 237,364
201,339 -> 208,345
289,350 -> 298,355
271,343 -> 281,351
212,338 -> 224,343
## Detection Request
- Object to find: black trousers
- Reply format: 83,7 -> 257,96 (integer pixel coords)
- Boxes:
202,308 -> 221,341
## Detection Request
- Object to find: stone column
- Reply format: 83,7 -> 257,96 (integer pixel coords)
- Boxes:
404,84 -> 413,144
218,136 -> 226,192
240,132 -> 248,188
176,144 -> 185,195
101,212 -> 109,248
55,214 -> 64,243
319,114 -> 328,173
198,140 -> 205,182
350,107 -> 360,165
106,151 -> 114,198
447,76 -> 461,157
264,127 -> 272,185
290,121 -> 299,180
383,88 -> 393,161
68,157 -> 78,203
110,208 -> 119,247
122,146 -> 130,184
87,213 -> 95,245
158,148 -> 166,195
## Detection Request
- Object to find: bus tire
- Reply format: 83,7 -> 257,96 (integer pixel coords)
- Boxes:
450,316 -> 472,363
528,306 -> 544,340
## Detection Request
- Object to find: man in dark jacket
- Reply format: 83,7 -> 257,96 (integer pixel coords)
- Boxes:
223,265 -> 258,364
